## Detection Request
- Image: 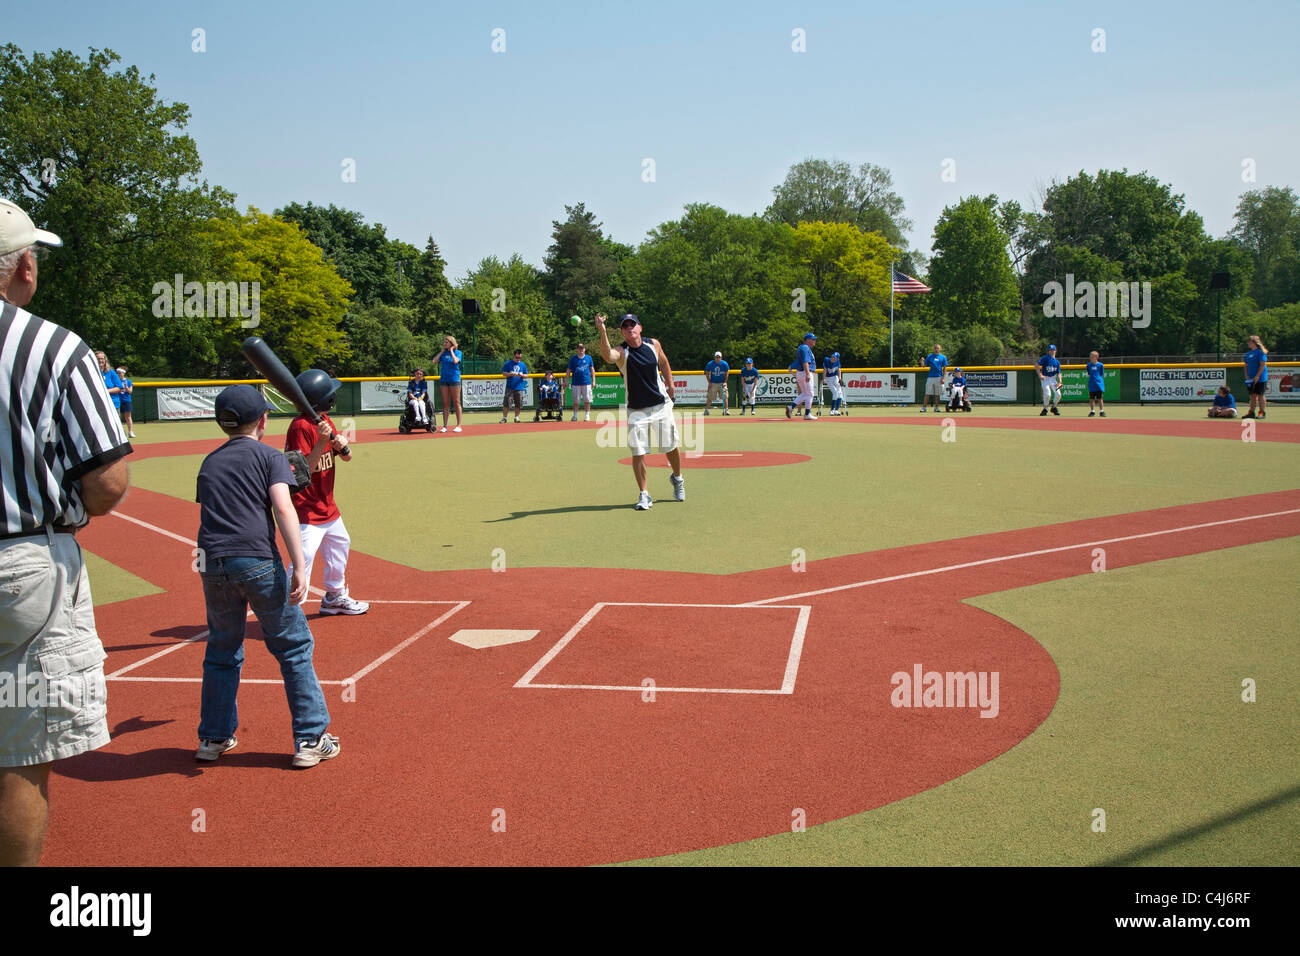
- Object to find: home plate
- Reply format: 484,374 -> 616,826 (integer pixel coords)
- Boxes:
450,629 -> 539,649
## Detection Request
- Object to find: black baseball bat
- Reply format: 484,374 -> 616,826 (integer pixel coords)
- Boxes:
240,336 -> 350,456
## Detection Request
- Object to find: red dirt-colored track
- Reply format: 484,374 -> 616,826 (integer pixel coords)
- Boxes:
42,486 -> 1300,866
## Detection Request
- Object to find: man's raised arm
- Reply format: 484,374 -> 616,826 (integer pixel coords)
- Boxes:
594,314 -> 622,365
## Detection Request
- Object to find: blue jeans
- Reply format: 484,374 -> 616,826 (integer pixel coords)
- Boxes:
198,557 -> 330,745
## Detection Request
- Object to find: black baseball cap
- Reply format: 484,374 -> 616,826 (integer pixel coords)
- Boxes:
215,385 -> 273,428
513,349 -> 522,355
619,314 -> 639,328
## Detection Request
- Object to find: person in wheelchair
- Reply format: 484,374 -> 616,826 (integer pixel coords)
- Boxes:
399,368 -> 434,432
535,371 -> 563,421
946,368 -> 973,412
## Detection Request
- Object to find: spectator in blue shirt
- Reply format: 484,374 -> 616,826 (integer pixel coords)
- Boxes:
1243,334 -> 1268,419
436,335 -> 463,432
1086,350 -> 1107,418
566,343 -> 595,422
704,351 -> 730,415
920,344 -> 947,412
96,351 -> 123,410
1208,385 -> 1237,418
500,349 -> 528,423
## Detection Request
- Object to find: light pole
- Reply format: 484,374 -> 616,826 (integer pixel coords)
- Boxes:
1210,272 -> 1230,360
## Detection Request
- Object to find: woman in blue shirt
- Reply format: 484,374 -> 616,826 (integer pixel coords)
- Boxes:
1243,335 -> 1268,420
436,335 -> 463,432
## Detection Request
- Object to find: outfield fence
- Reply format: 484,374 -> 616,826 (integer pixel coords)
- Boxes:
129,362 -> 1300,422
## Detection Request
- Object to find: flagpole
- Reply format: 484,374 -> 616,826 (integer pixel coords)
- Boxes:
889,259 -> 895,368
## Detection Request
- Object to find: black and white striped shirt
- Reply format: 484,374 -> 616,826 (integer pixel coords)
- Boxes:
1,302 -> 132,534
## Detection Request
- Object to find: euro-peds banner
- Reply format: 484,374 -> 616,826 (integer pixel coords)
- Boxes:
463,377 -> 534,409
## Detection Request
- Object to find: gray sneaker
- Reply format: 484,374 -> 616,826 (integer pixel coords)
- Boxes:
195,737 -> 237,762
670,474 -> 685,501
293,733 -> 340,768
634,491 -> 653,511
321,592 -> 369,615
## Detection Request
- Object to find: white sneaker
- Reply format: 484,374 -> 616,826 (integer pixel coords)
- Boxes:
195,737 -> 237,762
804,413 -> 818,421
453,426 -> 462,432
634,491 -> 653,511
320,592 -> 369,615
584,413 -> 591,422
439,426 -> 447,433
670,474 -> 685,501
129,430 -> 137,437
292,733 -> 340,768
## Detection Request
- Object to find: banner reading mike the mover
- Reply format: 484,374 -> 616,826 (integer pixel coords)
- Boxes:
1139,368 -> 1225,401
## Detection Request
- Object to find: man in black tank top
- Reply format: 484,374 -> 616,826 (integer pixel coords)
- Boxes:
595,313 -> 685,510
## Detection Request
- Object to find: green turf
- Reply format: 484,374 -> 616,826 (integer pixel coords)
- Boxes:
81,549 -> 163,605
627,537 -> 1300,866
123,413 -> 1299,575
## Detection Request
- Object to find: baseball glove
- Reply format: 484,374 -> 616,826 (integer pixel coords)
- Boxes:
283,450 -> 312,491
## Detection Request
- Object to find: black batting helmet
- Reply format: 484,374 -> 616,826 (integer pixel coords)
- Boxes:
296,369 -> 342,412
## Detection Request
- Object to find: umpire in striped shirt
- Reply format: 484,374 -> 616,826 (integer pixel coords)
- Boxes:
0,198 -> 131,866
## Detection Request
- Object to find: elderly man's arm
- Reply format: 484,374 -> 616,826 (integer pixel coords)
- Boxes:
79,457 -> 129,515
593,315 -> 623,366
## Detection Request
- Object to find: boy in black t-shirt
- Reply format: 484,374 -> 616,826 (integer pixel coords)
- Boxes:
193,385 -> 339,768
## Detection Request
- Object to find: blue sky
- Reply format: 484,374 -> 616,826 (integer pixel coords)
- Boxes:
9,0 -> 1298,278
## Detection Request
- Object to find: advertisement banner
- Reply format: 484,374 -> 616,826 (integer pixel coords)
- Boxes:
462,377 -> 533,409
1263,367 -> 1300,403
359,379 -> 411,411
664,373 -> 710,405
754,372 -> 803,404
1060,369 -> 1120,402
958,370 -> 1017,403
592,376 -> 626,405
156,385 -> 226,420
1140,368 -> 1225,401
841,372 -> 916,404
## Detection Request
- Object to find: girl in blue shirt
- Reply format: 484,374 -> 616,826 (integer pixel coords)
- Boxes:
437,335 -> 463,432
1243,335 -> 1268,420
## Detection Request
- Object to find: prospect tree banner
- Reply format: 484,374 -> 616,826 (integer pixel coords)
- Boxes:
841,371 -> 916,403
754,372 -> 803,404
958,370 -> 1017,402
156,385 -> 225,420
1060,369 -> 1120,402
1139,368 -> 1226,401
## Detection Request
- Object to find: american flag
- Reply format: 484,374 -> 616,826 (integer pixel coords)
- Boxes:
892,269 -> 931,294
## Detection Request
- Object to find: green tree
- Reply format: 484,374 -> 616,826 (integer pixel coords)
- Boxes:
340,303 -> 432,376
765,158 -> 912,247
543,203 -> 632,321
787,221 -> 895,362
1230,187 -> 1300,308
198,209 -> 353,375
275,201 -> 419,308
409,237 -> 459,337
457,254 -> 554,367
927,195 -> 1021,350
0,45 -> 233,371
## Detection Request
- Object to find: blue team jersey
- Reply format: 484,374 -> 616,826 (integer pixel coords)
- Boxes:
102,368 -> 123,409
539,380 -> 560,399
567,353 -> 593,386
951,375 -> 966,388
1038,355 -> 1061,377
823,358 -> 841,378
1212,392 -> 1236,409
119,377 -> 133,403
795,344 -> 815,372
1244,348 -> 1267,382
438,349 -> 462,383
740,366 -> 758,383
408,378 -> 428,398
705,360 -> 729,383
503,359 -> 528,390
924,354 -> 947,378
1086,362 -> 1104,391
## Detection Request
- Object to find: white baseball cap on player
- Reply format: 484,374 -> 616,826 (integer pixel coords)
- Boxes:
0,199 -> 63,256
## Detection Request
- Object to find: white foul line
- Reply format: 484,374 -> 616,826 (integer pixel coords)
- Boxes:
742,507 -> 1300,606
107,631 -> 207,679
113,510 -> 196,547
341,601 -> 470,685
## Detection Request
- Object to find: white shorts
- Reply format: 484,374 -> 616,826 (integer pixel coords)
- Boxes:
925,377 -> 944,398
627,401 -> 679,456
571,384 -> 592,404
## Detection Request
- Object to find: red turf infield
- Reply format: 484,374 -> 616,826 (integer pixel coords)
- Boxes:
43,486 -> 1300,866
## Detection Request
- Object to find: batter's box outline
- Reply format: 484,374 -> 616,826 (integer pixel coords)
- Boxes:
514,602 -> 812,695
106,600 -> 471,687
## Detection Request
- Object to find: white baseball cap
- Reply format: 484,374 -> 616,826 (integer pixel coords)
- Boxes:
714,351 -> 722,357
0,199 -> 63,256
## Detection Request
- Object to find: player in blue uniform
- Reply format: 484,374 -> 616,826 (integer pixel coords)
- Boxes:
739,358 -> 759,415
406,368 -> 429,426
823,352 -> 844,415
1085,351 -> 1106,417
1037,344 -> 1062,416
946,368 -> 971,412
1243,335 -> 1268,419
787,333 -> 817,420
1208,385 -> 1237,418
535,371 -> 562,421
